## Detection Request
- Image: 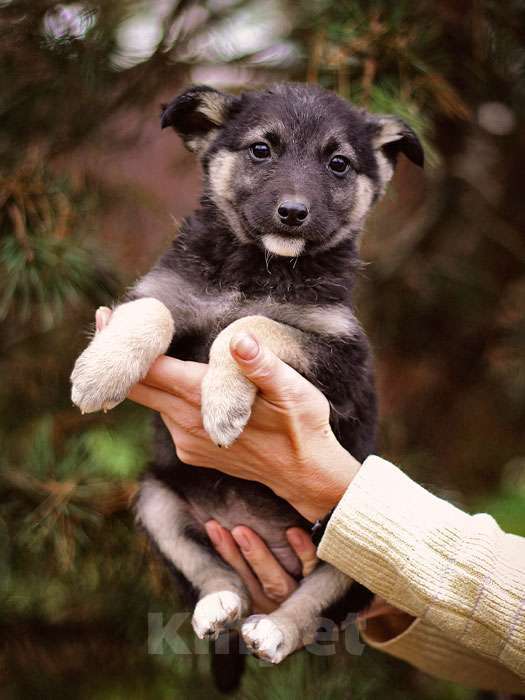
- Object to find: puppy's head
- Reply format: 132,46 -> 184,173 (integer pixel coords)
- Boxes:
161,83 -> 423,257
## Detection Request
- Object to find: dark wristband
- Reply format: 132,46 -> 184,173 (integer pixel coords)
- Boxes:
311,508 -> 335,546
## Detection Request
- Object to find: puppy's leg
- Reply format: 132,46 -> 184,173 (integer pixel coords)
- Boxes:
136,477 -> 249,640
241,564 -> 352,664
71,298 -> 174,414
202,315 -> 310,446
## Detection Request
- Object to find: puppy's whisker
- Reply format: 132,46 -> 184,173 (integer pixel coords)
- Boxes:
264,248 -> 273,274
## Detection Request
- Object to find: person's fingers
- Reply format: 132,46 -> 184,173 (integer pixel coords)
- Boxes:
160,414 -> 218,467
286,527 -> 319,577
95,306 -> 112,332
127,382 -> 183,415
140,355 -> 205,402
231,525 -> 297,603
128,389 -> 206,454
229,332 -> 321,406
205,521 -> 264,597
205,521 -> 279,614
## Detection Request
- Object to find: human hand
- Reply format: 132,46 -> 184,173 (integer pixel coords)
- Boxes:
204,521 -> 318,614
95,307 -> 361,521
204,519 -> 411,635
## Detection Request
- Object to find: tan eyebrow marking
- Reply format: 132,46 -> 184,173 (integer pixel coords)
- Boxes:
240,121 -> 286,147
321,131 -> 359,166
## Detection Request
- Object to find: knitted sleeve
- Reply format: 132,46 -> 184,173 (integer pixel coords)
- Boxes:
317,456 -> 525,690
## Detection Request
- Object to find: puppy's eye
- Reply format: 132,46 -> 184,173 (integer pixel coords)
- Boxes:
250,142 -> 271,160
328,155 -> 351,175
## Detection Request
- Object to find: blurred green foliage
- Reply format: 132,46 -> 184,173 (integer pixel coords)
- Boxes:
1,0 -> 524,698
0,161 -> 117,328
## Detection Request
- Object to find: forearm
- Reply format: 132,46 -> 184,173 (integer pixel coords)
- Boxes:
316,455 -> 525,682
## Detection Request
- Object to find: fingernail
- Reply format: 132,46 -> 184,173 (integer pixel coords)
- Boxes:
232,529 -> 250,552
231,333 -> 259,361
95,306 -> 111,332
205,522 -> 222,547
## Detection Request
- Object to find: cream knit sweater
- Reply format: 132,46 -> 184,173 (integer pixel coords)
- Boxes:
317,456 -> 525,693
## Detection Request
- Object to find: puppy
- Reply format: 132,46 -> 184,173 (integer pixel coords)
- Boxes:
71,83 -> 423,688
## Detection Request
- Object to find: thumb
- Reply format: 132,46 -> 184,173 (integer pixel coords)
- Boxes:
229,332 -> 313,404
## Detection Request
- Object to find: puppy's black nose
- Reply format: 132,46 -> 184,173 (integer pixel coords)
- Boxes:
277,200 -> 309,227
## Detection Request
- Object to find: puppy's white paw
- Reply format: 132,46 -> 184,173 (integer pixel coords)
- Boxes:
201,369 -> 256,447
71,339 -> 148,414
192,591 -> 245,640
241,615 -> 298,664
71,298 -> 174,414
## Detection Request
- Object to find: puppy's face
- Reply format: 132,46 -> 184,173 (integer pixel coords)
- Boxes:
162,84 -> 423,257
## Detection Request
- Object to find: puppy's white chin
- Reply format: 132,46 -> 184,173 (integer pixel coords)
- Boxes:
262,234 -> 305,257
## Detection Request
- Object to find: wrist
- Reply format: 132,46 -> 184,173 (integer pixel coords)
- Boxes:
310,442 -> 360,519
284,435 -> 361,522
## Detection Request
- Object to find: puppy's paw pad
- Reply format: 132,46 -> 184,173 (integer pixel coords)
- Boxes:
192,591 -> 244,640
201,373 -> 256,447
241,615 -> 289,664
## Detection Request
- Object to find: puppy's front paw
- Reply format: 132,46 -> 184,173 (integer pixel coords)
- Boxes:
71,337 -> 147,414
192,591 -> 245,640
241,615 -> 298,664
201,369 -> 256,447
71,298 -> 174,414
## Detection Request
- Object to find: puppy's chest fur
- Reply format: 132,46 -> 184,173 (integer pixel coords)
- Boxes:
135,265 -> 358,363
173,294 -> 356,361
142,261 -> 361,578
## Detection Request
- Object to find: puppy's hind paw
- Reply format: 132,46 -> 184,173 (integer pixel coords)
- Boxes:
201,370 -> 256,447
192,591 -> 246,640
241,615 -> 298,664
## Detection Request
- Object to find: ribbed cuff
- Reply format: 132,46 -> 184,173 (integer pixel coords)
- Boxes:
360,617 -> 525,693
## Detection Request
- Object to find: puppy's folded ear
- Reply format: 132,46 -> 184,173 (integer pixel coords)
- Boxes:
370,116 -> 424,169
161,85 -> 239,155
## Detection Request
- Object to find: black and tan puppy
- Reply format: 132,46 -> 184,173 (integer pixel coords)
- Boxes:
71,83 -> 423,680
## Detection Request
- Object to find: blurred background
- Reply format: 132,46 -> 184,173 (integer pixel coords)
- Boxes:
1,1 -> 524,698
